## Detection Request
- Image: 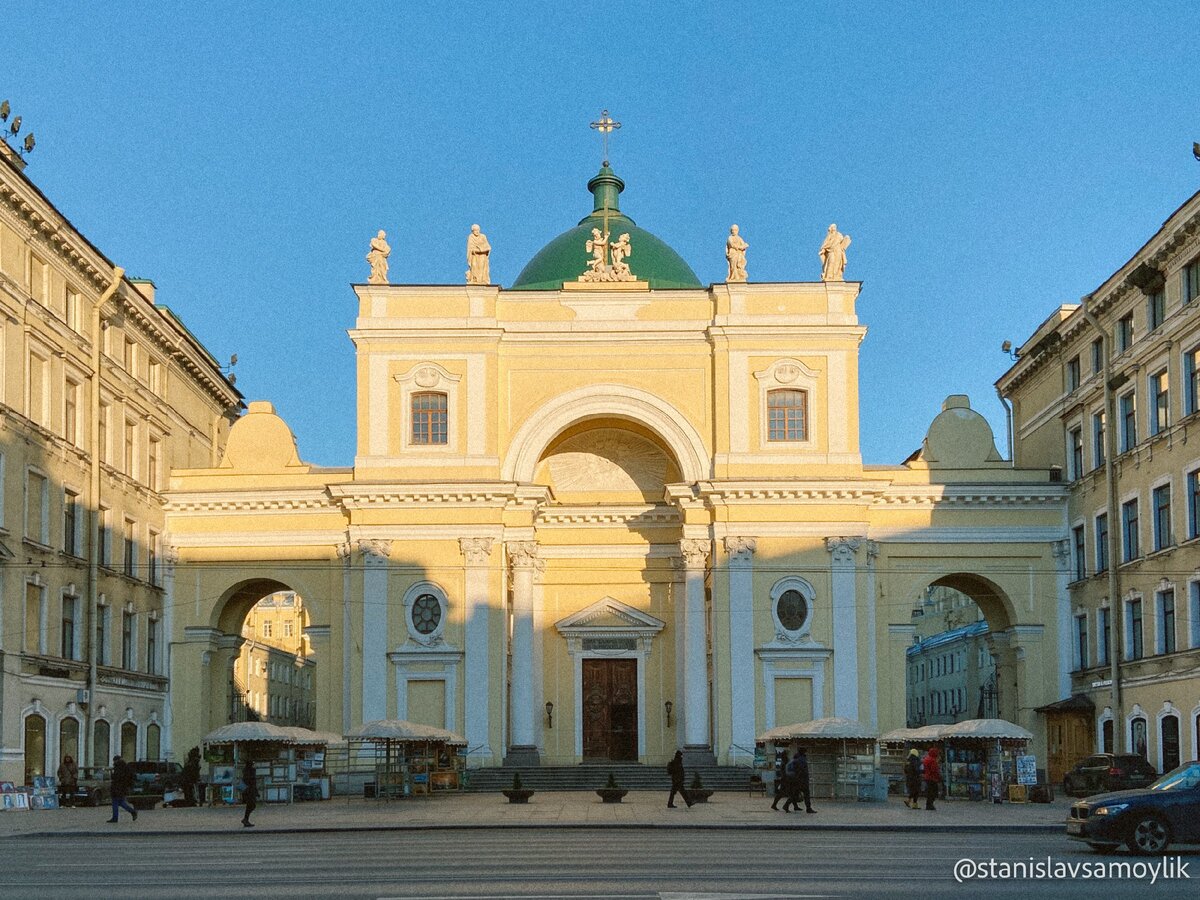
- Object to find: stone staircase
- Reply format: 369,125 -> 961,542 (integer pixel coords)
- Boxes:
464,762 -> 757,793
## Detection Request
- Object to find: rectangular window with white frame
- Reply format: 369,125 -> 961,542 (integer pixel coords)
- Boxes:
1117,312 -> 1134,353
96,600 -> 110,666
1152,483 -> 1172,552
62,488 -> 80,556
26,348 -> 49,428
61,593 -> 79,660
25,470 -> 49,544
123,518 -> 137,577
64,377 -> 80,445
1157,588 -> 1176,655
98,505 -> 111,567
1096,512 -> 1109,572
1148,288 -> 1166,331
1150,369 -> 1169,436
1075,613 -> 1088,670
1121,498 -> 1139,562
121,608 -> 135,670
1068,426 -> 1083,480
1066,355 -> 1081,392
1119,392 -> 1136,451
146,616 -> 159,675
1186,345 -> 1200,416
1072,524 -> 1086,581
25,581 -> 46,654
147,530 -> 159,586
1092,411 -> 1105,470
1091,337 -> 1103,374
1189,470 -> 1200,541
123,419 -> 137,478
1184,257 -> 1200,305
1126,597 -> 1144,660
1190,582 -> 1200,649
1098,606 -> 1110,665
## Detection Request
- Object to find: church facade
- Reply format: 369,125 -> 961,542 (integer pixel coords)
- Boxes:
163,166 -> 1070,767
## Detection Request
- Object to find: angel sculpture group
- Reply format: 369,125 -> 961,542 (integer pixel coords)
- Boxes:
579,228 -> 637,283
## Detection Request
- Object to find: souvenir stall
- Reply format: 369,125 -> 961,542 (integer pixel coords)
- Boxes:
878,725 -> 945,793
202,722 -> 339,804
758,717 -> 882,801
342,720 -> 467,800
937,719 -> 1034,802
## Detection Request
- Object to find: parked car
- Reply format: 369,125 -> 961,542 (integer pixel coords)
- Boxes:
129,761 -> 183,795
1062,754 -> 1157,796
1066,761 -> 1200,854
73,766 -> 112,807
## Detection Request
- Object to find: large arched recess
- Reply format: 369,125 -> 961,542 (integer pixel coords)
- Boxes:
502,384 -> 710,484
926,573 -> 1017,633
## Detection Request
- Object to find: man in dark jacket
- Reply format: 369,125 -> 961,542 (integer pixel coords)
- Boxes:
787,746 -> 816,814
241,759 -> 258,827
903,748 -> 922,809
107,756 -> 137,823
771,750 -> 791,811
921,746 -> 942,811
666,750 -> 693,808
181,747 -> 202,807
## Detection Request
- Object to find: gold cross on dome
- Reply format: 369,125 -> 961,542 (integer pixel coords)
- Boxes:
589,109 -> 621,165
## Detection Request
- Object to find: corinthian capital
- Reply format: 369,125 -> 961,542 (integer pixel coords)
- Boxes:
723,536 -> 758,559
335,541 -> 355,561
824,536 -> 863,565
680,538 -> 710,569
358,539 -> 393,562
459,537 -> 494,565
506,541 -> 539,569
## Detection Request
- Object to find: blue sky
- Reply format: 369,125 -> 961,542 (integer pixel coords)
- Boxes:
8,2 -> 1200,466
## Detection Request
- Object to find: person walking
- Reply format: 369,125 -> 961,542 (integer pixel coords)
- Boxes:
107,755 -> 137,823
666,750 -> 693,808
789,747 -> 817,814
240,759 -> 258,827
181,746 -> 201,807
903,748 -> 922,809
771,750 -> 791,811
921,746 -> 942,811
56,754 -> 78,808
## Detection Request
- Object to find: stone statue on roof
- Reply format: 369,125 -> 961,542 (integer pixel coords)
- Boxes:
366,230 -> 391,284
819,223 -> 851,282
726,224 -> 748,282
466,224 -> 491,285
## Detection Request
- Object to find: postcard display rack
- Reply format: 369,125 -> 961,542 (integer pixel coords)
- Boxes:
945,746 -> 988,800
371,745 -> 464,799
1,777 -> 58,811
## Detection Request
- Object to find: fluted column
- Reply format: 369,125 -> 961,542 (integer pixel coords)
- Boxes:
680,538 -> 712,757
336,541 -> 354,733
359,539 -> 392,723
505,541 -> 539,765
825,537 -> 862,721
460,537 -> 494,763
1051,538 -> 1072,701
724,536 -> 757,760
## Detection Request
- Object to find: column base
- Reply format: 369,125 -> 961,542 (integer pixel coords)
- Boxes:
682,746 -> 717,767
503,746 -> 541,767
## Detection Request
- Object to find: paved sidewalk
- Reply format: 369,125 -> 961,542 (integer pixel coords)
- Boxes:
1,790 -> 1071,837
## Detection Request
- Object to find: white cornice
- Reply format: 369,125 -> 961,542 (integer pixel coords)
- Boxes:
536,505 -> 680,527
164,489 -> 334,514
328,482 -> 521,508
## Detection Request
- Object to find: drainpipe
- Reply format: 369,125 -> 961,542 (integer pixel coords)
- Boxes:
85,266 -> 124,766
994,386 -> 1014,463
1081,295 -> 1124,752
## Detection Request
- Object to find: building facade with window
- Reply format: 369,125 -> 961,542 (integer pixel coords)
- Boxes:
163,164 -> 1069,769
998,188 -> 1200,777
0,144 -> 240,784
904,586 -> 996,727
234,592 -> 316,728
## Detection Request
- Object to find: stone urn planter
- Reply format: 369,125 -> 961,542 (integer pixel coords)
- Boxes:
596,772 -> 627,803
502,773 -> 535,804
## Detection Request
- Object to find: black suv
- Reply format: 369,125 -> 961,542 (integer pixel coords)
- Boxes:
129,761 -> 183,794
1063,754 -> 1157,797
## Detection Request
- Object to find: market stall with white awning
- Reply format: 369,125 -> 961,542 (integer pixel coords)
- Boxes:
757,718 -> 882,800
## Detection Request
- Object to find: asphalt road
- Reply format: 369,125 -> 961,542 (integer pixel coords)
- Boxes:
3,827 -> 1195,899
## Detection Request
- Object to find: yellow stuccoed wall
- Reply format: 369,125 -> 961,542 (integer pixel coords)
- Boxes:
164,278 -> 1070,768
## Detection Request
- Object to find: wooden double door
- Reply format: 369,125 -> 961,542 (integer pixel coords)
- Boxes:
582,658 -> 638,761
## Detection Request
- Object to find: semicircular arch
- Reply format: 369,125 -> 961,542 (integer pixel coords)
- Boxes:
502,384 -> 709,484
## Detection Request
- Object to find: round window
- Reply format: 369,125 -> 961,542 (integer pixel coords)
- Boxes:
411,593 -> 442,635
776,589 -> 808,632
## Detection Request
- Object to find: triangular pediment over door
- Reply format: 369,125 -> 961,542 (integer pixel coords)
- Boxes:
555,596 -> 665,640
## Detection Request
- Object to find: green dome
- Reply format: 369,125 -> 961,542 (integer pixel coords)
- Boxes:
511,166 -> 702,290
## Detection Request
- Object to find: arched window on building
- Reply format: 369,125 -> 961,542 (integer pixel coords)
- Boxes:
59,717 -> 79,766
1101,718 -> 1114,754
1160,715 -> 1180,773
24,714 -> 46,784
766,389 -> 807,442
120,721 -> 137,761
411,392 -> 448,445
93,720 -> 110,766
146,723 -> 161,761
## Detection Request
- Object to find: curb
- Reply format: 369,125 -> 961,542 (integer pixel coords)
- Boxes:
14,822 -> 1067,839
